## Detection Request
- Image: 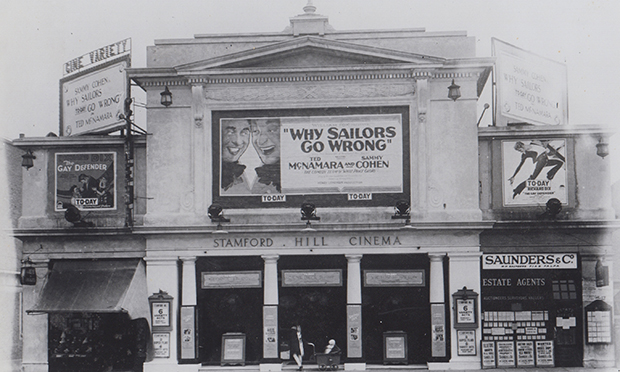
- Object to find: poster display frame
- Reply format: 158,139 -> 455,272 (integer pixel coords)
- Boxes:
211,106 -> 410,209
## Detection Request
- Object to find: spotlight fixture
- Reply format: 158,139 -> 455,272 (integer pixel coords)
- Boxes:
540,198 -> 562,219
64,205 -> 94,227
596,137 -> 609,158
300,202 -> 320,228
21,149 -> 36,170
208,204 -> 230,230
447,79 -> 461,101
160,86 -> 173,107
392,200 -> 411,225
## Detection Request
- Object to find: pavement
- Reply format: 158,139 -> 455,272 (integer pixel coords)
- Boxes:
197,364 -> 620,372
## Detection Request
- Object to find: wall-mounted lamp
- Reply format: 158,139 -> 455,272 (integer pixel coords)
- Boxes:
160,86 -> 173,107
20,258 -> 37,286
208,204 -> 230,230
301,202 -> 320,228
391,200 -> 411,225
21,149 -> 36,170
64,205 -> 94,227
596,137 -> 609,158
447,79 -> 461,101
596,258 -> 609,287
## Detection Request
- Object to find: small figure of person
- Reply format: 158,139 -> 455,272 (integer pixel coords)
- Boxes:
220,119 -> 252,193
251,118 -> 281,193
290,325 -> 307,371
78,174 -> 98,198
95,176 -> 113,207
323,339 -> 341,354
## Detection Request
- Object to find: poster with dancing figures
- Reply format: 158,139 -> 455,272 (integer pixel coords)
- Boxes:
502,139 -> 567,206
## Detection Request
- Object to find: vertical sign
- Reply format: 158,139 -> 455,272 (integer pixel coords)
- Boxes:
180,307 -> 196,359
456,298 -> 475,324
535,340 -> 554,366
481,341 -> 496,368
431,304 -> 446,357
263,306 -> 278,358
496,341 -> 515,367
152,302 -> 170,327
516,341 -> 535,367
457,330 -> 476,356
347,305 -> 362,358
502,139 -> 567,206
153,333 -> 170,358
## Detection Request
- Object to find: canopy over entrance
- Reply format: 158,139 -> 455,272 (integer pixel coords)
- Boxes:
28,259 -> 150,321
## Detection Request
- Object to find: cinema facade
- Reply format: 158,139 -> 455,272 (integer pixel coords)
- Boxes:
12,5 -> 616,372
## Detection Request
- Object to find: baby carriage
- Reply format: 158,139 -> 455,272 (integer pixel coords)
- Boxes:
314,352 -> 340,371
314,351 -> 341,370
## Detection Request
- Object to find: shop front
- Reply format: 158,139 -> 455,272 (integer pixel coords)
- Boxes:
27,259 -> 151,372
481,252 -> 582,368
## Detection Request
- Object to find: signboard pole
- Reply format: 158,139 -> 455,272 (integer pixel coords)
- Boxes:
122,98 -> 134,228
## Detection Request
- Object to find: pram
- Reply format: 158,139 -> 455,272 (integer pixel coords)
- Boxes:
314,352 -> 341,370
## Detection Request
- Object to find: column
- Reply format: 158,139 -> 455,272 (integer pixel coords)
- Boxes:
428,253 -> 448,364
180,257 -> 197,306
143,257 -> 179,372
345,255 -> 364,370
447,252 -> 482,370
22,260 -> 49,372
261,255 -> 280,371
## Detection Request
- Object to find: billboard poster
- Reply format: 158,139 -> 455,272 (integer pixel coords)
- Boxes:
502,139 -> 567,206
61,59 -> 128,136
219,114 -> 403,196
55,152 -> 116,211
493,38 -> 568,126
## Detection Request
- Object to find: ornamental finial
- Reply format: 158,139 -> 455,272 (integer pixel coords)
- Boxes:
303,0 -> 316,14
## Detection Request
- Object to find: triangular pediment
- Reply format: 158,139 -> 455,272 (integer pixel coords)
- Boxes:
176,36 -> 445,73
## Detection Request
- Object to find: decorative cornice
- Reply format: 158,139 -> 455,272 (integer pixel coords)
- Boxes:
136,69 -> 481,88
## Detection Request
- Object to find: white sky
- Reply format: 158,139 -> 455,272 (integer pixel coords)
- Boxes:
1,0 -> 619,178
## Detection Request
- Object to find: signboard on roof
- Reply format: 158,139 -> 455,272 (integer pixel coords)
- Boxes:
63,38 -> 131,77
60,59 -> 129,136
493,38 -> 568,126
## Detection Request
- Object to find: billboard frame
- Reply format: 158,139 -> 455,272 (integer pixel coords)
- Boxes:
59,55 -> 131,137
211,106 -> 411,209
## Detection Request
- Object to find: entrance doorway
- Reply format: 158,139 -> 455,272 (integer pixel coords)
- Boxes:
278,255 -> 347,360
361,254 -> 431,364
196,256 -> 264,364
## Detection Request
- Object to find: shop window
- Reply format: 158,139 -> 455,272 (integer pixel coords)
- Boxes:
552,280 -> 576,300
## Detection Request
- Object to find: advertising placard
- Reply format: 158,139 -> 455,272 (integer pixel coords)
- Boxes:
457,330 -> 476,356
263,306 -> 278,358
61,59 -> 129,136
535,340 -> 554,366
55,152 -> 116,211
218,114 -> 403,196
496,341 -> 515,367
516,341 -> 535,367
502,139 -> 567,206
180,307 -> 196,359
457,299 -> 476,324
481,341 -> 496,368
153,333 -> 170,358
151,302 -> 170,327
431,304 -> 446,357
347,305 -> 362,358
493,38 -> 568,126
